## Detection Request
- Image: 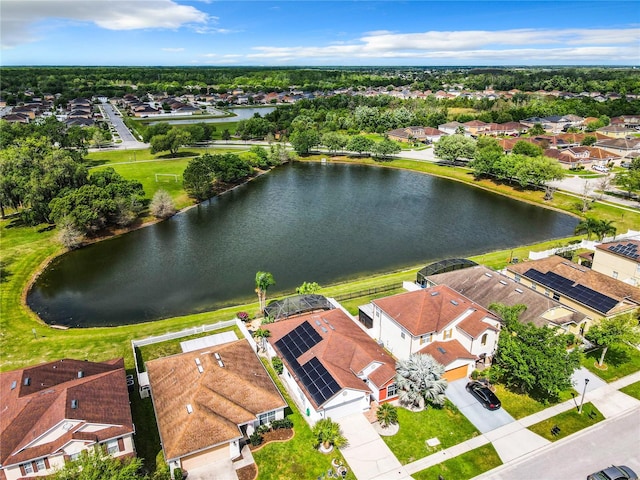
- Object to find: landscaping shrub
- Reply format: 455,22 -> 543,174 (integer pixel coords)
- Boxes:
172,467 -> 182,480
257,424 -> 271,434
272,417 -> 293,430
272,356 -> 283,374
236,311 -> 250,322
249,432 -> 263,446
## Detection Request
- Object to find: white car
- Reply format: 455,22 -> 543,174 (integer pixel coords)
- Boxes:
592,165 -> 610,173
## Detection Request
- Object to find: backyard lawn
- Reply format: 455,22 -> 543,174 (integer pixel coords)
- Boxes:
620,381 -> 640,400
412,444 -> 502,480
381,402 -> 479,465
581,343 -> 640,382
527,402 -> 604,441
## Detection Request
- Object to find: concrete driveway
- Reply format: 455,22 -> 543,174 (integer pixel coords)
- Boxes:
446,379 -> 515,433
338,413 -> 412,480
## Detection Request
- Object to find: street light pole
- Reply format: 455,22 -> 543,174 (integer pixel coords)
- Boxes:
578,378 -> 590,414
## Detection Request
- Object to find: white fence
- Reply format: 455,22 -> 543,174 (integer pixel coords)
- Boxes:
131,318 -> 257,396
528,230 -> 640,260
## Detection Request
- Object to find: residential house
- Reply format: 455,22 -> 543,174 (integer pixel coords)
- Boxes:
611,115 -> 640,130
484,122 -> 528,136
387,126 -> 446,143
505,256 -> 640,327
592,240 -> 640,287
146,339 -> 286,478
463,120 -> 492,136
594,138 -> 640,159
597,125 -> 631,139
423,264 -> 588,335
0,358 -> 135,480
438,121 -> 465,135
361,286 -> 501,381
266,308 -> 397,424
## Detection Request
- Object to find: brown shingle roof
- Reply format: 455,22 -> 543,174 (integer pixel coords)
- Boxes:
372,286 -> 498,337
426,265 -> 587,328
507,256 -> 640,314
267,309 -> 396,408
0,359 -> 133,468
146,339 -> 285,461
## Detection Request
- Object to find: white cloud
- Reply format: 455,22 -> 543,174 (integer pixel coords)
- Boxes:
245,27 -> 640,63
162,47 -> 185,52
1,0 -> 209,49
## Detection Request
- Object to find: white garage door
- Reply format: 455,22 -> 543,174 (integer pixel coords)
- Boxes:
324,397 -> 364,420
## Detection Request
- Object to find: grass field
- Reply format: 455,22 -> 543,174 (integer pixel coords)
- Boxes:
581,343 -> 640,382
412,444 -> 502,480
494,384 -> 576,419
527,402 -> 604,441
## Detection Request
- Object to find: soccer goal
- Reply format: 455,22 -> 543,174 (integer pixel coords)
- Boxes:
155,173 -> 179,183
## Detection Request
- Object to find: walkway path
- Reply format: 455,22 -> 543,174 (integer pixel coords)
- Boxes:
403,369 -> 640,477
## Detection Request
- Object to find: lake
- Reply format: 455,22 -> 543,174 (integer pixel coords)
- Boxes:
28,162 -> 578,327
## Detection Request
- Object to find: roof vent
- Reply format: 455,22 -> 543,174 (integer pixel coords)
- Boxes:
217,360 -> 224,368
197,365 -> 204,374
77,371 -> 84,378
315,319 -> 321,326
323,318 -> 330,324
329,324 -> 335,330
23,377 -> 30,386
515,288 -> 523,294
431,291 -> 439,296
10,380 -> 17,390
195,358 -> 201,366
484,272 -> 493,277
450,300 -> 459,306
186,404 -> 193,414
437,347 -> 446,354
499,280 -> 508,285
71,399 -> 78,409
214,352 -> 221,360
320,326 -> 328,333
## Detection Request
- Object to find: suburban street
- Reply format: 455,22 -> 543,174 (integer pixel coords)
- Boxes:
477,406 -> 640,480
99,101 -> 147,149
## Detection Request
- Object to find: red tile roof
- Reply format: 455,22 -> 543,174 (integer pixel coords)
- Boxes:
267,309 -> 397,408
418,340 -> 476,366
372,286 -> 498,337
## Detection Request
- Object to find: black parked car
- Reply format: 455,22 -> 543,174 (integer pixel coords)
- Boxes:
466,381 -> 501,410
587,465 -> 638,480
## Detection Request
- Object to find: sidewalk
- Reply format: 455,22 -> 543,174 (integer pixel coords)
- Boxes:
403,369 -> 640,477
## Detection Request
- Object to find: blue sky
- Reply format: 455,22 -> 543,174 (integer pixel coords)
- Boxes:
1,1 -> 638,66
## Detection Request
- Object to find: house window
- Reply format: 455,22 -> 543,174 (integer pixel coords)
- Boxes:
387,384 -> 397,397
514,274 -> 521,283
420,333 -> 432,345
259,410 -> 276,425
22,463 -> 34,474
443,329 -> 453,339
481,333 -> 488,346
553,293 -> 560,301
106,439 -> 119,455
612,271 -> 618,279
35,459 -> 46,471
400,331 -> 405,339
531,284 -> 536,291
69,453 -> 81,462
544,289 -> 550,297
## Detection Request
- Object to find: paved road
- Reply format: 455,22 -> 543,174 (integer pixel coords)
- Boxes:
99,101 -> 147,149
477,406 -> 640,480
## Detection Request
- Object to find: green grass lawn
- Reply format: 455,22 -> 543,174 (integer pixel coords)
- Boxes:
527,402 -> 604,441
581,343 -> 640,382
252,360 -> 355,480
412,444 -> 502,480
338,288 -> 407,316
493,384 -> 576,419
620,381 -> 640,400
382,403 -> 479,465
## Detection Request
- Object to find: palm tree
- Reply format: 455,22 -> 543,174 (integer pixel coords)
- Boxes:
594,219 -> 616,241
395,354 -> 447,410
574,217 -> 599,240
312,418 -> 347,451
255,271 -> 275,314
376,402 -> 398,428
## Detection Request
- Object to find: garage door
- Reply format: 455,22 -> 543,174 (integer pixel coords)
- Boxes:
443,365 -> 469,382
324,397 -> 364,420
181,444 -> 229,471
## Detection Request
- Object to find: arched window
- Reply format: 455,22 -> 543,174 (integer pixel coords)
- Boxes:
481,333 -> 488,346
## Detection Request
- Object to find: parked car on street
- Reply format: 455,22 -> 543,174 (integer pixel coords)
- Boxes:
466,380 -> 501,410
587,465 -> 638,480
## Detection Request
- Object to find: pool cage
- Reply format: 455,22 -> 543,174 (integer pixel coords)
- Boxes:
416,258 -> 478,287
263,294 -> 335,321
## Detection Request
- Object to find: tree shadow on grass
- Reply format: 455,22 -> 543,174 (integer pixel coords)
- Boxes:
84,158 -> 109,167
587,345 -> 631,368
155,151 -> 199,159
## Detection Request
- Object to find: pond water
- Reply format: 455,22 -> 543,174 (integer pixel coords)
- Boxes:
148,106 -> 277,125
28,162 -> 577,327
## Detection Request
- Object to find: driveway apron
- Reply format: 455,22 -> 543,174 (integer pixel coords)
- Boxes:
338,413 -> 412,480
446,379 -> 515,433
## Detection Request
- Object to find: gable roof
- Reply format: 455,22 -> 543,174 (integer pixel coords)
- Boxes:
0,358 -> 133,468
267,309 -> 396,409
507,256 -> 640,315
372,285 -> 499,337
596,240 -> 640,264
426,265 -> 587,328
146,339 -> 285,461
418,340 -> 476,366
